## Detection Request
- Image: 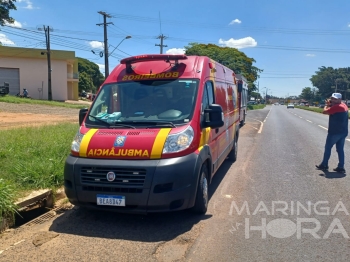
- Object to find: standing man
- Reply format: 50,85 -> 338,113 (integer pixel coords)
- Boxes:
316,93 -> 349,173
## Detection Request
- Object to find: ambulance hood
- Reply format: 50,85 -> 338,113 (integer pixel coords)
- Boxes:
78,127 -> 171,160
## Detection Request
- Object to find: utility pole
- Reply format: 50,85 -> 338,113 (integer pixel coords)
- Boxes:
155,34 -> 167,54
40,25 -> 53,101
97,11 -> 113,78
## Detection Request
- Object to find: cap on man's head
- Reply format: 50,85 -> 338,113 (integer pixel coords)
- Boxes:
331,93 -> 342,99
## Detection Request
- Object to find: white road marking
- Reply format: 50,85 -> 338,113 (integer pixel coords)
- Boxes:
299,116 -> 303,119
263,110 -> 271,123
246,118 -> 262,131
257,120 -> 264,133
347,139 -> 350,142
318,125 -> 328,130
306,120 -> 312,123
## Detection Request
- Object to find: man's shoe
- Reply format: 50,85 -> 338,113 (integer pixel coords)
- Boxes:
333,167 -> 346,173
316,164 -> 329,170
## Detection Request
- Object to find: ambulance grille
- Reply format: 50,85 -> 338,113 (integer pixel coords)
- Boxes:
82,186 -> 143,194
80,167 -> 146,187
97,131 -> 124,136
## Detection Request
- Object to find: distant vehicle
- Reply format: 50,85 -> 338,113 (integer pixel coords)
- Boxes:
300,103 -> 305,106
305,103 -> 309,107
280,102 -> 284,105
274,102 -> 279,105
319,103 -> 325,108
287,103 -> 294,109
248,101 -> 257,105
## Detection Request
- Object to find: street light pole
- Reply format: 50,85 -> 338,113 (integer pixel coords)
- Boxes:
108,36 -> 132,57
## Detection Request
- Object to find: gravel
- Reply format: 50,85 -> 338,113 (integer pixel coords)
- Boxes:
0,102 -> 82,116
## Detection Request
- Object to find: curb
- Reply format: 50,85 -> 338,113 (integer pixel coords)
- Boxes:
0,187 -> 66,233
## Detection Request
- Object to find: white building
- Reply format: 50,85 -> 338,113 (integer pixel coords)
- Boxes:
0,46 -> 79,101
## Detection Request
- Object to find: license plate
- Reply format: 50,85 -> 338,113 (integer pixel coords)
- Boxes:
96,195 -> 125,206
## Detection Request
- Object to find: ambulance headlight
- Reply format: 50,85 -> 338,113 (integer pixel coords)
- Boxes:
163,126 -> 194,153
71,130 -> 84,153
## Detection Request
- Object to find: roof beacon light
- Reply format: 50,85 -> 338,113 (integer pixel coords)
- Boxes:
120,54 -> 187,65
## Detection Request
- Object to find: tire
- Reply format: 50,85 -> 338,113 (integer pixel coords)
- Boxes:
192,165 -> 209,214
240,111 -> 246,127
227,133 -> 238,162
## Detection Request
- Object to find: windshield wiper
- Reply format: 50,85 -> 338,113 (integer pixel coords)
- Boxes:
122,121 -> 176,128
88,115 -> 136,129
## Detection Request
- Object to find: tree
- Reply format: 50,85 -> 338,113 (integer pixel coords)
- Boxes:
0,0 -> 17,26
184,43 -> 262,96
77,57 -> 105,94
300,87 -> 314,101
310,67 -> 350,100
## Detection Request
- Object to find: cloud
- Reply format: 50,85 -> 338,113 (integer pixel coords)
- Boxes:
306,54 -> 315,57
0,33 -> 15,45
96,63 -> 105,73
4,20 -> 22,28
229,19 -> 241,25
218,37 -> 257,49
89,41 -> 104,49
17,0 -> 39,9
166,48 -> 185,55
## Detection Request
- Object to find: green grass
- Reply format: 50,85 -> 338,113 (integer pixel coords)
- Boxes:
0,95 -> 87,109
0,123 -> 78,192
0,179 -> 18,227
0,97 -> 82,226
248,104 -> 266,110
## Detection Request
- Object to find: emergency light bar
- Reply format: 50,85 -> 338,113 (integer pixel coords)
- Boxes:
120,54 -> 187,64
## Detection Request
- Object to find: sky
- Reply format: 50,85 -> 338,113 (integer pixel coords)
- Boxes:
2,0 -> 350,98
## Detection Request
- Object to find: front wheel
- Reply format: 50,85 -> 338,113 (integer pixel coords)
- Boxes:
192,165 -> 209,214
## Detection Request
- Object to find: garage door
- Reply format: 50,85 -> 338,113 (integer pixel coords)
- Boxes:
0,68 -> 20,95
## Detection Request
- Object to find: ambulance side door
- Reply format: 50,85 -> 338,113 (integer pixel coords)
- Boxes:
201,81 -> 218,169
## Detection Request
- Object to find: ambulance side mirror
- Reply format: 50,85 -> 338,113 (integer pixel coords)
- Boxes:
79,108 -> 88,126
204,104 -> 224,128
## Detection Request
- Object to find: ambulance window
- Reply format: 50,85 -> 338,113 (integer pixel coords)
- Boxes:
202,86 -> 209,112
202,81 -> 214,113
206,82 -> 214,104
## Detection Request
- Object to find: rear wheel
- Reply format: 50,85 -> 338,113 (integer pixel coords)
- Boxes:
227,133 -> 238,162
240,111 -> 246,127
192,165 -> 209,214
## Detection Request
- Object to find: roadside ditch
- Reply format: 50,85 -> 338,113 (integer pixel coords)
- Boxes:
0,188 -> 68,233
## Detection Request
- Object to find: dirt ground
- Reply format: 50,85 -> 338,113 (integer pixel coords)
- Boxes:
0,102 -> 88,129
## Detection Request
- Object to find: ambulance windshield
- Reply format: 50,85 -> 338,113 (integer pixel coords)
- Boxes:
86,79 -> 198,127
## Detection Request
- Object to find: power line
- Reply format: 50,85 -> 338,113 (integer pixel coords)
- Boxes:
110,13 -> 350,36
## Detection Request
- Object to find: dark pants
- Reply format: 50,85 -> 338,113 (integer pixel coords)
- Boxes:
321,133 -> 347,168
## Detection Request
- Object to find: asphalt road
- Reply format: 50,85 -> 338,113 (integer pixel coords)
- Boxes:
1,105 -> 350,262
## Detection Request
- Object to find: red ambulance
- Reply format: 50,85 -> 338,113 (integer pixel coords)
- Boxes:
64,54 -> 244,214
